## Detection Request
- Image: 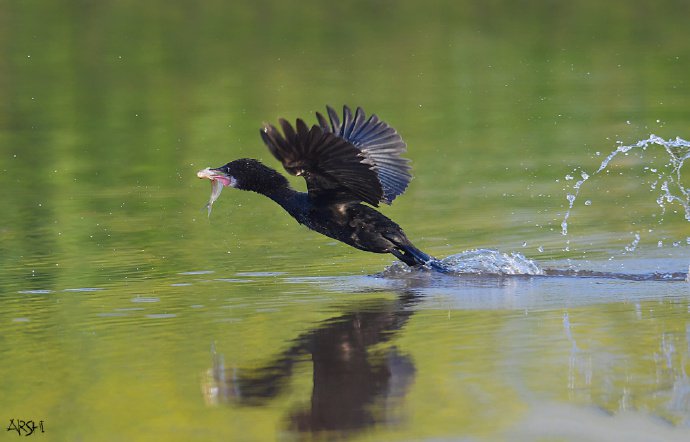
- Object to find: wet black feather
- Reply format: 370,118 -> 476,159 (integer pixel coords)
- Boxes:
212,106 -> 433,267
261,105 -> 412,206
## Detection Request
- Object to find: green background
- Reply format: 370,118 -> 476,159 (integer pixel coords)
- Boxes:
2,1 -> 689,440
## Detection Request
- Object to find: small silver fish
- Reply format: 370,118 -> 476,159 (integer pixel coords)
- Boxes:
197,167 -> 227,217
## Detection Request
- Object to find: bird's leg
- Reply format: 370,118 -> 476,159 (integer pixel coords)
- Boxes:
390,248 -> 419,267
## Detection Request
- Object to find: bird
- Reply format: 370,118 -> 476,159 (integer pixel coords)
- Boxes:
197,105 -> 437,268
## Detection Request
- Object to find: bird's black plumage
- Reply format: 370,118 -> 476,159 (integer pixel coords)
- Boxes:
200,105 -> 434,267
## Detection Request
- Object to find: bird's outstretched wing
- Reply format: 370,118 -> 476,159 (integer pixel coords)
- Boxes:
260,106 -> 411,206
316,105 -> 411,204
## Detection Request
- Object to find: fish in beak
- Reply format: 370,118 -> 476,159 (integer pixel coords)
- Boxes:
197,167 -> 236,217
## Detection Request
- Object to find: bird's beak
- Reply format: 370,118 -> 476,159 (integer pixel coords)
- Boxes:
197,167 -> 235,217
197,167 -> 226,181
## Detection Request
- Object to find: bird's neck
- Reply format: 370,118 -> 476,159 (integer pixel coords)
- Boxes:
260,186 -> 310,220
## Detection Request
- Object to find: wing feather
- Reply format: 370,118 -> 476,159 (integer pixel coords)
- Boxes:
320,105 -> 412,203
262,121 -> 383,205
261,105 -> 413,206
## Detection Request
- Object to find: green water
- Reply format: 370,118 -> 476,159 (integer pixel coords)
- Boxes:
2,1 -> 690,440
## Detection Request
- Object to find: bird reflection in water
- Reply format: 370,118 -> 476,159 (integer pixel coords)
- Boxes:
202,292 -> 420,437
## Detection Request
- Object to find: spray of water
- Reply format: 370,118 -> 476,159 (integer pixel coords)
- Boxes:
561,135 -> 690,239
385,135 -> 689,279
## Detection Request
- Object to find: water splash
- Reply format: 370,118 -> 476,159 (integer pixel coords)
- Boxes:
562,135 -> 690,237
561,171 -> 590,235
624,233 -> 641,253
437,249 -> 543,275
381,250 -> 688,281
384,249 -> 544,276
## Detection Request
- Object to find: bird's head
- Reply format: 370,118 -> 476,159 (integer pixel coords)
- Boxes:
197,158 -> 291,216
197,158 -> 289,194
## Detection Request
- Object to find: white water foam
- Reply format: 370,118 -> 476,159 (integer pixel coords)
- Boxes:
384,249 -> 544,276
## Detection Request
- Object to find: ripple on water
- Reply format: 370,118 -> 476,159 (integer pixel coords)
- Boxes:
63,288 -> 104,292
146,313 -> 177,319
131,297 -> 160,303
215,278 -> 253,283
235,271 -> 285,277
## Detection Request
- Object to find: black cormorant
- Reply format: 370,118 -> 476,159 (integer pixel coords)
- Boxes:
197,105 -> 435,267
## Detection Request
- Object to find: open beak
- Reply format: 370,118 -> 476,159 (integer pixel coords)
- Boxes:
197,167 -> 227,181
197,167 -> 233,217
